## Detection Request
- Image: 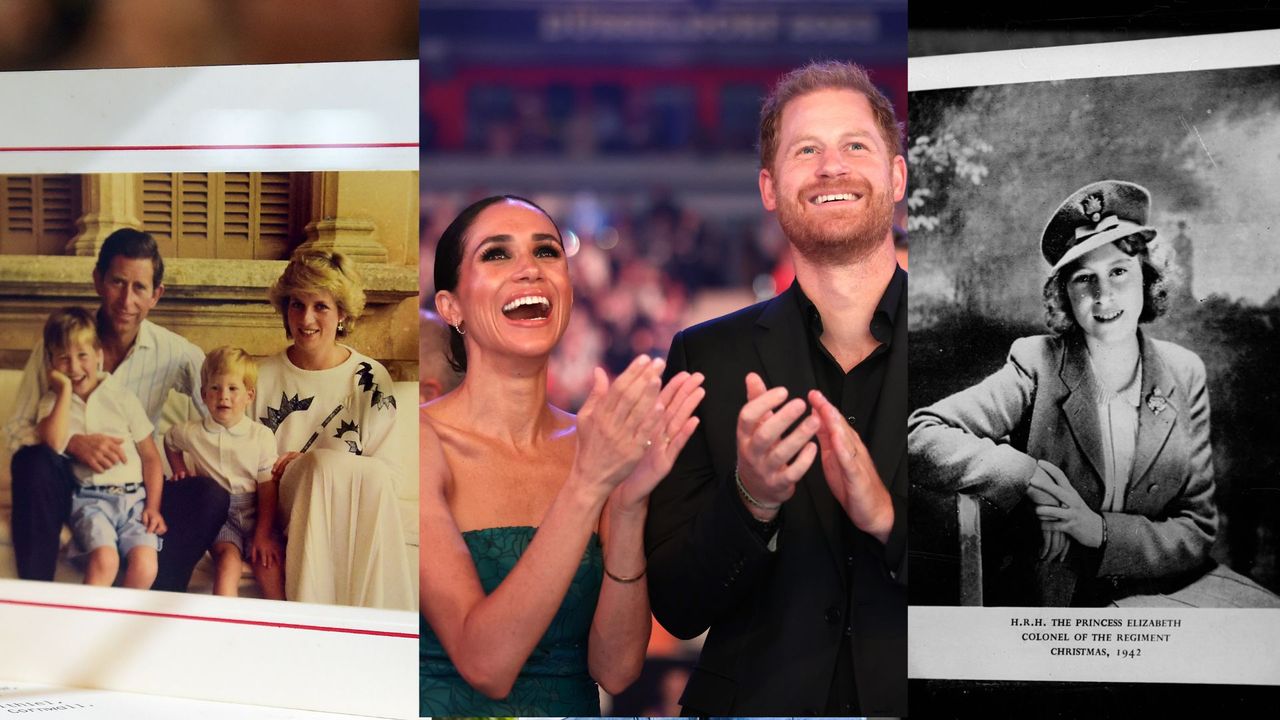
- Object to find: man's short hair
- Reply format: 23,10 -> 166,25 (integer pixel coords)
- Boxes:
43,306 -> 99,364
201,346 -> 259,393
758,60 -> 904,171
94,228 -> 164,289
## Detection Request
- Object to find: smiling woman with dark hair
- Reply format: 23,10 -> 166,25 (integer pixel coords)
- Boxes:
419,195 -> 705,716
909,180 -> 1280,608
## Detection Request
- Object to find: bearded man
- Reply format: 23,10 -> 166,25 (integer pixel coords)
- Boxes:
644,61 -> 907,716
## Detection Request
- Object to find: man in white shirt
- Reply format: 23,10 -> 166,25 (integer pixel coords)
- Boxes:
6,228 -> 226,591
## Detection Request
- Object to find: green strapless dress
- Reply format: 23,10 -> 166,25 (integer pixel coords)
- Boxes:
420,526 -> 603,716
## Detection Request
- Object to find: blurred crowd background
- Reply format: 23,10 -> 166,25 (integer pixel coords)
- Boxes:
420,0 -> 905,713
421,0 -> 907,412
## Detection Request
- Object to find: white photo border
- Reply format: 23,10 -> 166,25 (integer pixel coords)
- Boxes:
0,61 -> 418,173
909,28 -> 1280,92
0,61 -> 418,719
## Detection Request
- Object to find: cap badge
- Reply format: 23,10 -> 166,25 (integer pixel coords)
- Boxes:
1081,192 -> 1105,223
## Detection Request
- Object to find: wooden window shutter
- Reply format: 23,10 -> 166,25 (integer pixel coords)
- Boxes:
179,173 -> 213,257
38,176 -> 81,255
141,172 -> 178,258
142,172 -> 212,257
139,172 -> 300,259
255,172 -> 295,260
0,175 -> 82,255
0,176 -> 36,253
219,172 -> 253,257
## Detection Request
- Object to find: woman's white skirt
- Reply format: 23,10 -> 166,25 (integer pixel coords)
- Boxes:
279,449 -> 414,610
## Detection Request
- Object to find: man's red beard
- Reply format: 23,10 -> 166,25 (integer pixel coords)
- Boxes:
776,182 -> 895,267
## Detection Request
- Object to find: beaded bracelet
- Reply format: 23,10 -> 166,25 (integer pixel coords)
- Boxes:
735,466 -> 782,511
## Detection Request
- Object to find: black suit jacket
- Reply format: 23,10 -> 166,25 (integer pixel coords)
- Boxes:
645,278 -> 908,716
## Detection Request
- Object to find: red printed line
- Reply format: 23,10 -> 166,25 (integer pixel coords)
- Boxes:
0,142 -> 418,153
0,597 -> 418,639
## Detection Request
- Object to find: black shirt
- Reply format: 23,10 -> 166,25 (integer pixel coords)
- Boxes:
795,265 -> 904,715
796,265 -> 903,445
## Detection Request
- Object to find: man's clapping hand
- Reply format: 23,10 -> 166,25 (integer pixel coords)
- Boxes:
734,373 -> 821,521
810,390 -> 893,544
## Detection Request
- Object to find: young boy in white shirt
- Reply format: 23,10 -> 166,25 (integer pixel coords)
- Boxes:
35,307 -> 165,588
164,347 -> 283,599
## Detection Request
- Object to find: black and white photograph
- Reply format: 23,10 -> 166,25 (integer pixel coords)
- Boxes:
906,29 -> 1280,704
908,65 -> 1280,610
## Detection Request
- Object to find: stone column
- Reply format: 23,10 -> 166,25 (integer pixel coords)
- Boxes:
66,174 -> 142,256
295,172 -> 389,264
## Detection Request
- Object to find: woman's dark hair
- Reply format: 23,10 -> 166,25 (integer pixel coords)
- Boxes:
1043,234 -> 1176,334
433,195 -> 561,373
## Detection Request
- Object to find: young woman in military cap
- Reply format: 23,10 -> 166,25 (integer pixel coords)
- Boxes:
909,180 -> 1280,607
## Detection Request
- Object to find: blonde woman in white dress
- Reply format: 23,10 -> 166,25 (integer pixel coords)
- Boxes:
255,250 -> 413,609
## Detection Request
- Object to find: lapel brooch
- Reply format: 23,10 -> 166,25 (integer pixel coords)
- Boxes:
1146,388 -> 1168,415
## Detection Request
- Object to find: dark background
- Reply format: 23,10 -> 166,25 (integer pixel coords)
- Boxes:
0,0 -> 415,70
909,1 -> 1280,57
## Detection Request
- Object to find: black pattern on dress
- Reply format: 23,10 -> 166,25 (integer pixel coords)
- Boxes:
371,388 -> 397,410
354,361 -> 376,392
334,419 -> 360,438
355,360 -> 396,410
261,392 -> 314,432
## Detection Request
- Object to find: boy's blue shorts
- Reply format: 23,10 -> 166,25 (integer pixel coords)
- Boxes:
69,485 -> 162,559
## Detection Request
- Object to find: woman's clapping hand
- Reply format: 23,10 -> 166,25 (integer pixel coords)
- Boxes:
613,370 -> 705,511
570,355 -> 666,501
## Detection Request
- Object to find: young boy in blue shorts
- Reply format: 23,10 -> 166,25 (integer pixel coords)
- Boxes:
36,307 -> 165,588
164,346 -> 283,599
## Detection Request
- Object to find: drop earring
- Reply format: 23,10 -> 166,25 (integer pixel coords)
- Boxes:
454,321 -> 466,335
